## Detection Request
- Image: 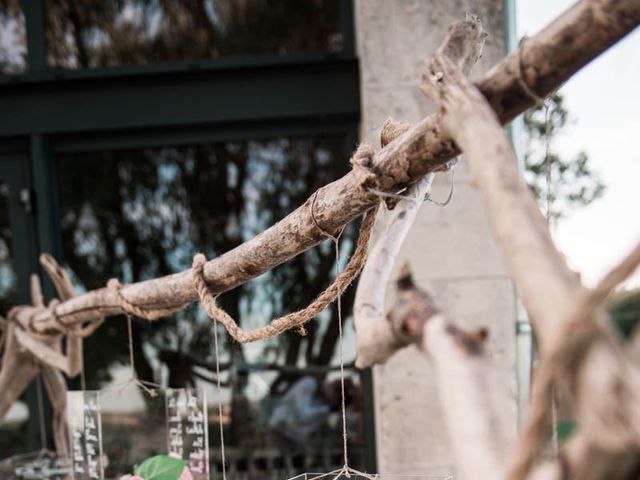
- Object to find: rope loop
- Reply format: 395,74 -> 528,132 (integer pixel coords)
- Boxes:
107,278 -> 184,320
192,206 -> 378,344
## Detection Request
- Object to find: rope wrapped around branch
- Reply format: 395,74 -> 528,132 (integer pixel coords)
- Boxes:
107,279 -> 187,320
191,206 -> 378,343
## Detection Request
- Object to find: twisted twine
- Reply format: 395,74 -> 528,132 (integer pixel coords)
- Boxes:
191,206 -> 377,343
107,278 -> 187,320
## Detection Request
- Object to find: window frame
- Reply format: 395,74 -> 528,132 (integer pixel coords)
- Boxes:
0,0 -> 377,471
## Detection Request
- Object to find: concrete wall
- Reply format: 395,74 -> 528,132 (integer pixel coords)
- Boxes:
355,0 -> 518,473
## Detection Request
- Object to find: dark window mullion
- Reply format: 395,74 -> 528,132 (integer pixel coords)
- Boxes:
22,0 -> 48,73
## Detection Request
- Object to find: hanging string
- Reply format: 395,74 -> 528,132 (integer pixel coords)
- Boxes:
191,205 -> 376,344
366,165 -> 456,208
35,373 -> 48,452
540,88 -> 560,457
324,225 -> 377,480
543,103 -> 553,226
212,321 -> 227,480
278,216 -> 377,480
125,314 -> 159,395
424,165 -> 456,207
80,338 -> 87,392
542,104 -> 560,456
518,38 -> 561,456
332,234 -> 349,468
99,314 -> 160,396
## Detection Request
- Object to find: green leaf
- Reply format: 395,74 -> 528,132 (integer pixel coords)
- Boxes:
134,455 -> 188,480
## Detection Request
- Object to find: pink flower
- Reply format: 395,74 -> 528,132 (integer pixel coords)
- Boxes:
130,476 -> 144,480
179,467 -> 194,480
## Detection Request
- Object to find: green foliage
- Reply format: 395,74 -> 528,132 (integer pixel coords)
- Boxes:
134,455 -> 187,480
523,93 -> 605,221
609,288 -> 640,339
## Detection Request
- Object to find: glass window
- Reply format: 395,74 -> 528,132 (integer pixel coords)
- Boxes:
0,181 -> 17,310
55,135 -> 365,475
0,1 -> 27,74
45,0 -> 343,70
0,180 -> 29,457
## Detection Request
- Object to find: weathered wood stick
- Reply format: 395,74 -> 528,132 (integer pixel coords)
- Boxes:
15,0 -> 639,334
387,269 -> 514,480
352,175 -> 434,368
353,12 -> 486,369
41,365 -> 70,457
40,253 -> 84,377
0,323 -> 40,419
421,39 -> 640,480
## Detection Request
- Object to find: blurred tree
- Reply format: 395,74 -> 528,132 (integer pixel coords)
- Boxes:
57,137 -> 355,394
1,0 -> 350,395
609,288 -> 640,339
0,0 -> 26,73
523,92 -> 605,223
43,0 -> 341,69
1,2 -> 354,454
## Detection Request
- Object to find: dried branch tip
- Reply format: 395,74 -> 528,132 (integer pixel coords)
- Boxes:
349,143 -> 379,191
380,118 -> 412,148
420,13 -> 487,99
396,264 -> 415,291
439,13 -> 488,75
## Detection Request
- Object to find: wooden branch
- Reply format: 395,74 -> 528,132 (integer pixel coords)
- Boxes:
9,0 -> 638,336
353,176 -> 434,368
0,323 -> 40,420
353,13 -> 487,369
14,328 -> 70,376
41,365 -> 70,457
40,253 -> 84,377
388,270 -> 514,480
421,42 -> 640,479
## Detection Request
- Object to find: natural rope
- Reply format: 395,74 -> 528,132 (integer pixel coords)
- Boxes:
517,37 -> 547,108
192,206 -> 377,343
107,278 -> 186,320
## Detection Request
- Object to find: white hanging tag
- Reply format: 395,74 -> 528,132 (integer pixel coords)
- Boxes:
165,388 -> 210,480
67,391 -> 104,480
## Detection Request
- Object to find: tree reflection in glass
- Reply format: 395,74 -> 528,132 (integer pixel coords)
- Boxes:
44,0 -> 342,70
56,136 -> 365,470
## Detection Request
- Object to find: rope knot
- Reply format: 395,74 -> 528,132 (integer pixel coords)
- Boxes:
350,143 -> 379,191
108,277 -> 182,321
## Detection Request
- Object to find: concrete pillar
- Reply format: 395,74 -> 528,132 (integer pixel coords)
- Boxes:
355,0 -> 518,473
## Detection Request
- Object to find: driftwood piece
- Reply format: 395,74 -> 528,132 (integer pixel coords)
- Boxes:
421,38 -> 640,479
14,328 -> 70,376
9,0 -> 638,336
353,13 -> 486,369
0,1 -> 639,471
40,253 -> 84,378
0,323 -> 40,421
353,175 -> 433,368
41,365 -> 70,457
387,269 -> 514,480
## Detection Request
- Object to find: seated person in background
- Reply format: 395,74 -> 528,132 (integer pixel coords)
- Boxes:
268,375 -> 356,452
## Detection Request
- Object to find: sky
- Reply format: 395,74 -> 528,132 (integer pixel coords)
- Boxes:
517,0 -> 640,289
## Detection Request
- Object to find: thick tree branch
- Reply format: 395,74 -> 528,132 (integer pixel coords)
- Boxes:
9,0 -> 638,336
421,43 -> 640,479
